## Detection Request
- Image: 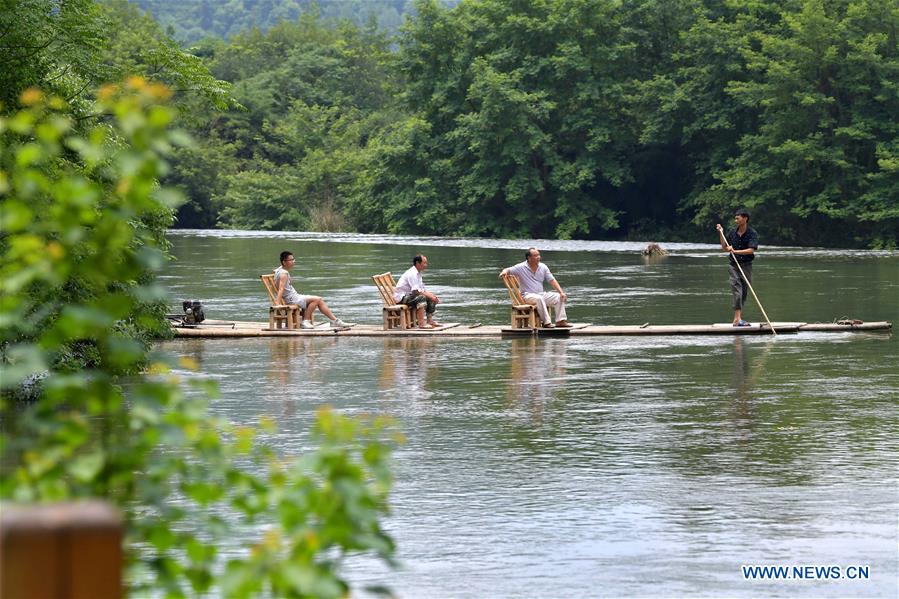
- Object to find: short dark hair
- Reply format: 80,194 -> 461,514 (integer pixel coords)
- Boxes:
279,251 -> 294,263
525,247 -> 538,259
735,208 -> 751,219
412,255 -> 424,265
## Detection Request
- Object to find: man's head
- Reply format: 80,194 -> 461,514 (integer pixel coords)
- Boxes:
413,254 -> 428,271
525,247 -> 541,265
280,251 -> 296,268
734,208 -> 750,223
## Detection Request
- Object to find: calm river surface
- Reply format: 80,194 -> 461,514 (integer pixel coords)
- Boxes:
161,231 -> 898,598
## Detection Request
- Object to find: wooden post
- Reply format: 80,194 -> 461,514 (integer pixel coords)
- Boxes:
0,501 -> 123,599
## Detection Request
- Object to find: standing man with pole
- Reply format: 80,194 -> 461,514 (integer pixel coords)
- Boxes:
716,208 -> 759,327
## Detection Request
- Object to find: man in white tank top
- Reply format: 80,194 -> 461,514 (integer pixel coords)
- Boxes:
274,251 -> 348,330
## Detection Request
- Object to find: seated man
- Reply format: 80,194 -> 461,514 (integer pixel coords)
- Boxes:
393,254 -> 441,328
274,251 -> 348,330
499,247 -> 571,328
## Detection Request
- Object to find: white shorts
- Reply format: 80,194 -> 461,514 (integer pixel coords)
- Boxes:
285,294 -> 311,310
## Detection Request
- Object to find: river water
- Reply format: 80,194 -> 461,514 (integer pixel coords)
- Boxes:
161,231 -> 898,598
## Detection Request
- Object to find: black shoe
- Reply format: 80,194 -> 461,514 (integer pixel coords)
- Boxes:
541,322 -> 555,328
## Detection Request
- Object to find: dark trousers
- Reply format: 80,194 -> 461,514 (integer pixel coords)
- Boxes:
728,262 -> 753,310
400,293 -> 435,316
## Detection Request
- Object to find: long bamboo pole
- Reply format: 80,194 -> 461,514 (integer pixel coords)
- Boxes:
729,254 -> 777,336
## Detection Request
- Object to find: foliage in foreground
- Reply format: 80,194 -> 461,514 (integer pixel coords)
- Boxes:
0,84 -> 397,597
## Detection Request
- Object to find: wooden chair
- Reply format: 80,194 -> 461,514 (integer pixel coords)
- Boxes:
371,272 -> 415,330
501,273 -> 537,329
260,273 -> 303,330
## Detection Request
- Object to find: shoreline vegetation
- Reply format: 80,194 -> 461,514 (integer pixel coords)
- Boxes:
159,0 -> 899,248
4,0 -> 893,249
146,0 -> 896,249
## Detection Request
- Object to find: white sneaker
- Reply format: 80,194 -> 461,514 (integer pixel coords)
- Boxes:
300,320 -> 314,329
330,318 -> 348,328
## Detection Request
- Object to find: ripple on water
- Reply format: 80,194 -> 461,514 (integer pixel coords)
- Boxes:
158,235 -> 899,598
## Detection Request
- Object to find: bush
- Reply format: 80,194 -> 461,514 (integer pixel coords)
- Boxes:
0,82 -> 397,597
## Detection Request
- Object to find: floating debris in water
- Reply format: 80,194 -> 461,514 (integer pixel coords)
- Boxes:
641,243 -> 668,256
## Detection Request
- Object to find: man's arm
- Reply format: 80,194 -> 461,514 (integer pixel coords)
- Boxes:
499,262 -> 520,278
417,272 -> 440,303
274,273 -> 287,304
715,224 -> 732,251
549,277 -> 567,302
742,229 -> 759,256
421,280 -> 440,303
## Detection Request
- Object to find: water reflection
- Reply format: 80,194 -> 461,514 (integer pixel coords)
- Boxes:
266,337 -> 340,388
506,338 -> 567,425
727,337 -> 773,463
171,338 -> 206,367
640,254 -> 669,266
730,336 -> 756,425
378,337 -> 437,403
158,232 -> 899,598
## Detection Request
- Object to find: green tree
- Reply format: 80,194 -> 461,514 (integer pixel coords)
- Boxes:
686,0 -> 899,247
0,0 -> 232,117
1,83 -> 397,596
347,115 -> 438,233
379,0 -> 637,239
174,13 -> 398,230
133,0 -> 417,43
0,0 -> 107,111
133,0 -> 898,247
98,0 -> 234,111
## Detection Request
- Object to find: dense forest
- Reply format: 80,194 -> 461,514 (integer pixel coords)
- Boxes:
163,0 -> 898,247
3,0 -> 897,246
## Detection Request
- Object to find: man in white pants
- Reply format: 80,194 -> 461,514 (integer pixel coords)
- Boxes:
500,248 -> 571,328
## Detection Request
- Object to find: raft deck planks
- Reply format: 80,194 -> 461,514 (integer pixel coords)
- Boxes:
171,320 -> 891,338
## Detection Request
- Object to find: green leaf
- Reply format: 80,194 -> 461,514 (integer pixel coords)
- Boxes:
68,450 -> 106,482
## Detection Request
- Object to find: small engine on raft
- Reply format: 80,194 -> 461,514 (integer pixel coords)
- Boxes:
181,300 -> 205,325
167,300 -> 205,327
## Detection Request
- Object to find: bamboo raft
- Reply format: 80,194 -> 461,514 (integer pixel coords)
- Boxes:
172,320 -> 892,338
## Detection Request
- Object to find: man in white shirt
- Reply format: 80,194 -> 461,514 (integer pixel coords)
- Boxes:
274,251 -> 348,330
499,248 -> 570,328
394,255 -> 441,328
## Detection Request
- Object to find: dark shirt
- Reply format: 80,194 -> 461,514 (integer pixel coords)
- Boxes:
726,226 -> 758,264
